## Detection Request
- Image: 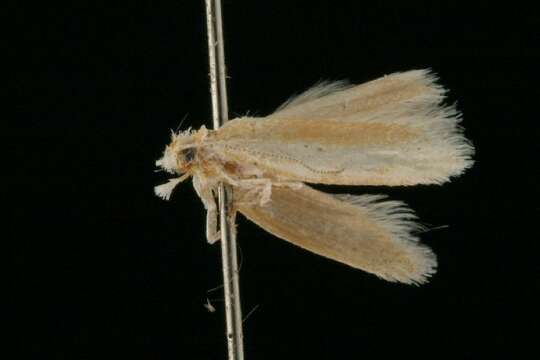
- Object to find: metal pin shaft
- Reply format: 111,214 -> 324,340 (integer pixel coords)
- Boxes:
204,1 -> 244,359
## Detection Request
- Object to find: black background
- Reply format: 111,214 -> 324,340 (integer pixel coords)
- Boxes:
12,1 -> 539,359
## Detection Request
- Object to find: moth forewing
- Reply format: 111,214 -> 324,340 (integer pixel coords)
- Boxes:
212,69 -> 473,186
271,69 -> 444,119
234,184 -> 436,285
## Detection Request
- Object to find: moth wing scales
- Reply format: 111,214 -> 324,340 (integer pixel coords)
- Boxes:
273,80 -> 353,114
270,69 -> 444,119
235,184 -> 436,285
212,69 -> 473,186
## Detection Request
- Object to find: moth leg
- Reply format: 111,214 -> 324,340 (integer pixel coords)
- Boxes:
234,179 -> 303,206
231,186 -> 261,207
206,204 -> 220,244
215,168 -> 241,186
257,180 -> 304,205
227,208 -> 238,239
280,181 -> 303,190
237,178 -> 302,189
192,176 -> 221,244
228,178 -> 271,206
259,181 -> 272,206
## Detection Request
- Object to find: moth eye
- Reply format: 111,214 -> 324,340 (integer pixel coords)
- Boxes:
182,148 -> 196,162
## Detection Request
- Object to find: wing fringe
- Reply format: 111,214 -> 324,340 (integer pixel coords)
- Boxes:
334,193 -> 437,284
275,80 -> 353,112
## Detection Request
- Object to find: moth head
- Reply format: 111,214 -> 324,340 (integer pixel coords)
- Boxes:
155,126 -> 207,200
156,127 -> 200,174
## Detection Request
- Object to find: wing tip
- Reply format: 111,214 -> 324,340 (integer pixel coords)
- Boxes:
381,243 -> 438,285
338,194 -> 438,285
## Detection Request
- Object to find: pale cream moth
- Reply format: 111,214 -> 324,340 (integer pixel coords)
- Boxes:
155,69 -> 474,285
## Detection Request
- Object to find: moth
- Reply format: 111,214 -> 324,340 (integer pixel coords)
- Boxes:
155,69 -> 474,285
